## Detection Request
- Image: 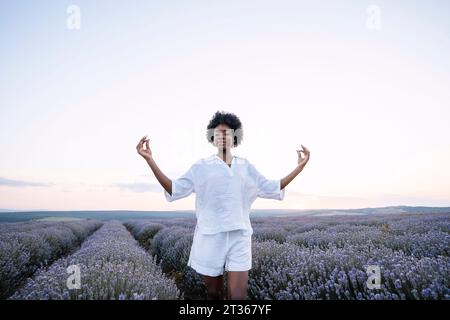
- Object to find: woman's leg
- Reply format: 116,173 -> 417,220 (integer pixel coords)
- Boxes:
203,275 -> 224,300
226,271 -> 248,300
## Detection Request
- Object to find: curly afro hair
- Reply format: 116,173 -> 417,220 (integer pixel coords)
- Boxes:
206,111 -> 244,147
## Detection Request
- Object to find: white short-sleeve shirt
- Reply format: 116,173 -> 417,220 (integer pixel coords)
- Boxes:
164,154 -> 285,235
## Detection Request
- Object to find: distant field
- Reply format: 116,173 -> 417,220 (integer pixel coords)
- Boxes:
1,206 -> 449,223
0,210 -> 196,222
36,217 -> 86,222
1,212 -> 448,300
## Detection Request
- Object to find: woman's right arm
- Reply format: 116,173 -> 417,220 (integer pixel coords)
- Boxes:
136,136 -> 172,195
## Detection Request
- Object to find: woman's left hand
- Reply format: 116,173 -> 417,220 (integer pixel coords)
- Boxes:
297,145 -> 310,167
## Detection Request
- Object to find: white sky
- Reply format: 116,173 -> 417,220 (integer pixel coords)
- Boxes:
1,0 -> 450,211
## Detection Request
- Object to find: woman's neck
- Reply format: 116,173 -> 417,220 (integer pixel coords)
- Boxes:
217,149 -> 233,164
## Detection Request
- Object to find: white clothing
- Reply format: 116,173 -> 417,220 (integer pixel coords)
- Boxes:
164,154 -> 285,235
187,225 -> 252,276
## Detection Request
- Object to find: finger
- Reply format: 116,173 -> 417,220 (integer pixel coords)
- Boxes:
137,137 -> 145,147
140,137 -> 148,146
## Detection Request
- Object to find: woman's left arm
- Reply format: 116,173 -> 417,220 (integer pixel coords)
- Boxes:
280,145 -> 310,190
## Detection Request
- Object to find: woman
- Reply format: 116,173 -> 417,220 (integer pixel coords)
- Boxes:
136,111 -> 310,300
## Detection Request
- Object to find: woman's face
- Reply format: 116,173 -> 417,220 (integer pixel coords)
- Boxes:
213,124 -> 234,150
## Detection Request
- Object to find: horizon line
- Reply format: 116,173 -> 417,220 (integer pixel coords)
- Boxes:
1,204 -> 450,213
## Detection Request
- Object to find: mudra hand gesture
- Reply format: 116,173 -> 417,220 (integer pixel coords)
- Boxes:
297,145 -> 310,167
136,135 -> 152,160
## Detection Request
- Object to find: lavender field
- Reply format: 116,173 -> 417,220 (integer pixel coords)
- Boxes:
1,213 -> 449,300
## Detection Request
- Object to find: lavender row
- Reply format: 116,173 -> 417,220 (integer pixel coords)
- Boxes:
124,220 -> 165,250
252,214 -> 450,258
9,221 -> 181,300
249,240 -> 449,300
125,220 -> 207,300
0,220 -> 102,298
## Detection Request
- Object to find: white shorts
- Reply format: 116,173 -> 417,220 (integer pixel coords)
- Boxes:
188,227 -> 252,277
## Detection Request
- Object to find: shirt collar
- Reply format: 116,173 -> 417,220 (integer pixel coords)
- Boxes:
213,154 -> 235,161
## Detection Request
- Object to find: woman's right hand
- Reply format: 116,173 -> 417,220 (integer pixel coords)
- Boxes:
136,135 -> 152,160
